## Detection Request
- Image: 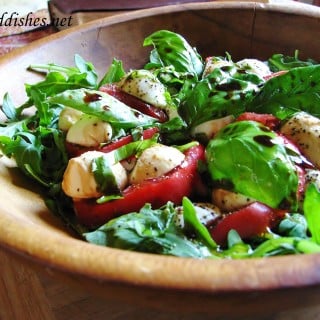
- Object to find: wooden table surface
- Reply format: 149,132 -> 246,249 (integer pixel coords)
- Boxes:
1,4 -> 320,319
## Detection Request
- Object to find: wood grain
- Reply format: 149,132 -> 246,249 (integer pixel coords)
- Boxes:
0,249 -> 55,320
2,247 -> 320,320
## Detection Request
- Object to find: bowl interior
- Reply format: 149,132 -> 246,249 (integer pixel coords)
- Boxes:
0,1 -> 320,315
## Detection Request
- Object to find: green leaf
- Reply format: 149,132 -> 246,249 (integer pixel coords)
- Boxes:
247,65 -> 320,119
206,121 -> 299,209
303,183 -> 320,244
182,197 -> 217,249
28,88 -> 54,126
48,88 -> 157,129
84,202 -> 213,258
1,93 -> 17,120
98,58 -> 126,87
143,30 -> 203,77
92,156 -> 120,195
268,51 -> 318,72
74,54 -> 98,87
278,213 -> 308,238
0,127 -> 67,186
251,237 -> 320,257
179,61 -> 264,128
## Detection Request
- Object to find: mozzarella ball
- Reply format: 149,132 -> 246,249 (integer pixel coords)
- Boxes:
118,69 -> 168,108
58,107 -> 83,131
236,58 -> 272,78
129,144 -> 185,184
191,115 -> 235,139
280,112 -> 320,168
212,188 -> 256,212
174,202 -> 221,229
62,151 -> 127,199
66,115 -> 113,147
202,57 -> 234,78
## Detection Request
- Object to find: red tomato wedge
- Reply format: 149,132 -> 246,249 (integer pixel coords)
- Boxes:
236,112 -> 280,130
74,144 -> 205,228
210,202 -> 286,246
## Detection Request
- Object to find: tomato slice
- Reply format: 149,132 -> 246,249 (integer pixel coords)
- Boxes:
65,127 -> 159,158
236,112 -> 280,130
99,84 -> 168,122
74,144 -> 205,228
210,202 -> 286,246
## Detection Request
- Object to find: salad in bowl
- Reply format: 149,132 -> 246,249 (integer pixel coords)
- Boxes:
1,30 -> 320,259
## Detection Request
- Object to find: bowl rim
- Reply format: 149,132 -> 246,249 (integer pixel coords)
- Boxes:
1,1 -> 320,295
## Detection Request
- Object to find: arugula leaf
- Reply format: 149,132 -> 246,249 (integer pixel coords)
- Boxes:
1,93 -> 18,120
48,88 -> 158,129
219,230 -> 252,259
0,127 -> 67,186
182,197 -> 217,249
84,202 -> 213,258
247,65 -> 320,120
278,213 -> 308,238
251,237 -> 320,257
268,51 -> 318,72
143,30 -> 203,77
28,53 -> 98,89
98,58 -> 126,88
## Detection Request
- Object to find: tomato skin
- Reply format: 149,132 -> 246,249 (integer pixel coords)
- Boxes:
65,127 -> 159,158
74,144 -> 205,228
99,84 -> 168,122
236,112 -> 280,130
210,202 -> 286,246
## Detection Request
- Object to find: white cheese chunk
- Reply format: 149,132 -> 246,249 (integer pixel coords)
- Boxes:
305,169 -> 320,190
58,107 -> 83,131
202,57 -> 234,78
236,58 -> 272,78
191,115 -> 235,139
62,151 -> 127,199
118,69 -> 168,108
212,188 -> 256,212
280,112 -> 320,169
174,203 -> 221,228
129,144 -> 185,184
66,115 -> 113,147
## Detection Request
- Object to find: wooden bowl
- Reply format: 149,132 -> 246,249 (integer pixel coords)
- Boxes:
0,2 -> 320,318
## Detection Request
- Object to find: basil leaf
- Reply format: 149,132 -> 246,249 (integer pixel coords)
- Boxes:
143,30 -> 203,77
48,88 -> 157,129
92,156 -> 120,195
247,65 -> 320,120
179,63 -> 264,128
206,121 -> 299,209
